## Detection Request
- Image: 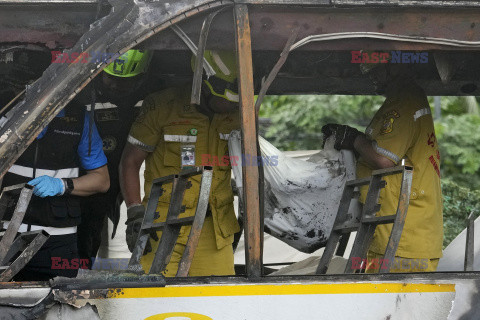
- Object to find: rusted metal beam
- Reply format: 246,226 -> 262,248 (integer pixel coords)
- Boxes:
143,7 -> 480,52
235,4 -> 262,279
3,3 -> 480,52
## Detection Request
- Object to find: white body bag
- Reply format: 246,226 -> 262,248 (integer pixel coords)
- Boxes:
229,130 -> 356,253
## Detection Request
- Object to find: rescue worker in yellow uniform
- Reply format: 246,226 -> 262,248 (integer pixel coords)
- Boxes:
119,50 -> 240,276
322,63 -> 443,272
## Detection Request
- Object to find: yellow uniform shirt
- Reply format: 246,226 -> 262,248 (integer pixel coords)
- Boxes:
128,86 -> 240,250
356,80 -> 443,259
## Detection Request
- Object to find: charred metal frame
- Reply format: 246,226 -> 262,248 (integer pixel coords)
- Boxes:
254,26 -> 299,112
170,25 -> 216,78
0,184 -> 49,281
0,184 -> 35,262
190,9 -> 223,105
176,168 -> 214,277
0,0 -> 232,180
317,166 -> 413,274
128,166 -> 213,277
0,230 -> 49,282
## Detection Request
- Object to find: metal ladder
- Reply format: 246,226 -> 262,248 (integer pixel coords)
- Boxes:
316,165 -> 413,274
0,184 -> 49,281
128,166 -> 213,277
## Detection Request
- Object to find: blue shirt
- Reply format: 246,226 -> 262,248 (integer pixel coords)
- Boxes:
37,109 -> 107,170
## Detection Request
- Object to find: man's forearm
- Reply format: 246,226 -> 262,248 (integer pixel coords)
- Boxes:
120,143 -> 147,207
120,167 -> 142,207
353,135 -> 395,170
71,165 -> 110,196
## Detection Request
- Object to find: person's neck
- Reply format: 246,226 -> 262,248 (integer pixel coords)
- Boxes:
197,94 -> 214,120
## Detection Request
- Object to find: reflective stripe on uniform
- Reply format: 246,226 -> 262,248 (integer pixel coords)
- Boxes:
219,133 -> 230,140
127,135 -> 155,152
372,141 -> 401,163
163,135 -> 197,143
225,90 -> 239,102
8,164 -> 79,179
3,221 -> 77,235
413,108 -> 431,121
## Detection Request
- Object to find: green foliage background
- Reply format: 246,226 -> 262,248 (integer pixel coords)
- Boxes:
441,179 -> 480,247
260,95 -> 383,150
260,95 -> 479,248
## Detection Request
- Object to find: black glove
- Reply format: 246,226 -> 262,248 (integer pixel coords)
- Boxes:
125,204 -> 159,255
110,193 -> 123,239
321,123 -> 363,151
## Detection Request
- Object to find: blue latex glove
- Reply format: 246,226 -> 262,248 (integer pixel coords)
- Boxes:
28,175 -> 65,198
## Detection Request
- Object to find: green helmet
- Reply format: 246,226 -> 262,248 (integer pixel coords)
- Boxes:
104,49 -> 152,77
193,50 -> 239,102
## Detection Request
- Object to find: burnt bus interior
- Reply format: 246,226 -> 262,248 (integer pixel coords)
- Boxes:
0,0 -> 480,279
3,3 -> 480,103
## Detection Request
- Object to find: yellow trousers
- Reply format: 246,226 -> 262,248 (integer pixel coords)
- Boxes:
365,251 -> 439,273
140,216 -> 235,277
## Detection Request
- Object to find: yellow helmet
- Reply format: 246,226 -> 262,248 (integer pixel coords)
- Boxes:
104,49 -> 152,77
193,50 -> 239,102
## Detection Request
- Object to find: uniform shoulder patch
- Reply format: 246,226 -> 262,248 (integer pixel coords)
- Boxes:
102,135 -> 117,153
380,109 -> 400,135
